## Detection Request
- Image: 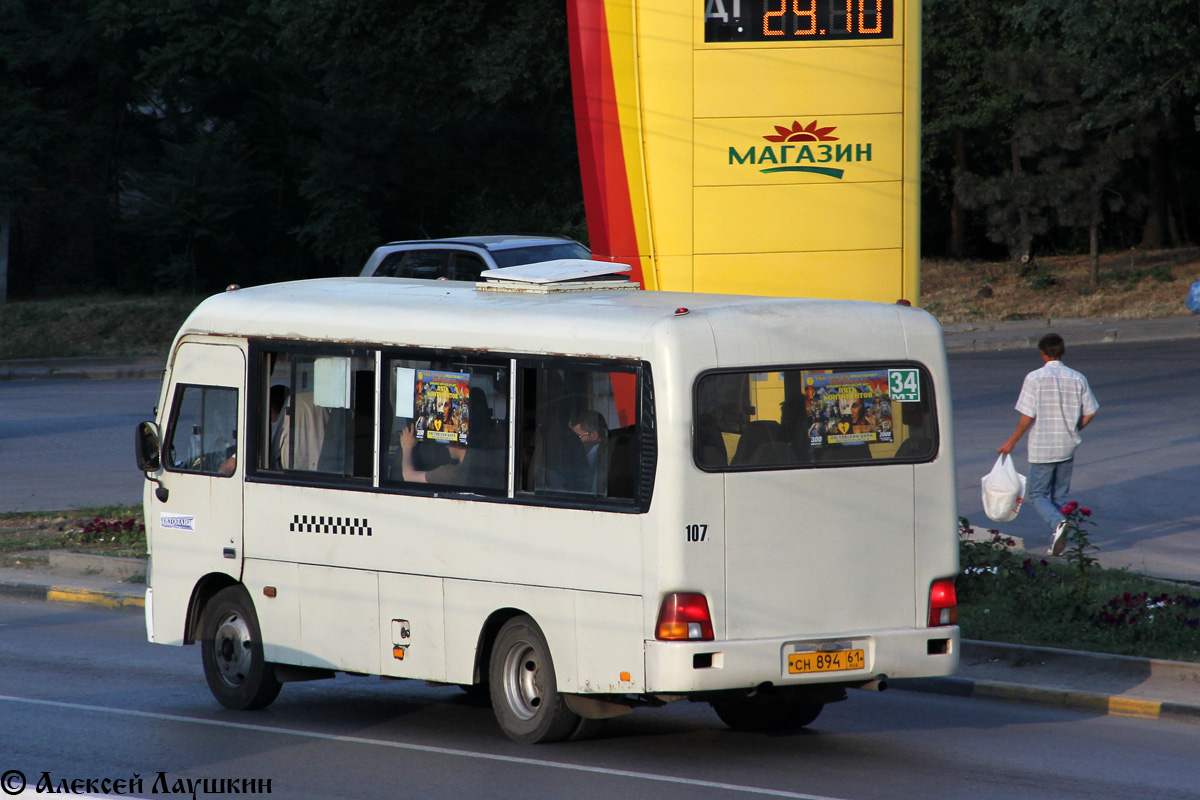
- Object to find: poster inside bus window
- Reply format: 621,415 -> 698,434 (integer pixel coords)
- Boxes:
414,370 -> 470,444
803,369 -> 894,448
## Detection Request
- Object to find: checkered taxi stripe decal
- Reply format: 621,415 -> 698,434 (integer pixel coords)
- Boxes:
291,514 -> 372,536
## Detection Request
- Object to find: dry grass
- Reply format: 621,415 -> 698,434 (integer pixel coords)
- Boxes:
921,247 -> 1200,324
1,252 -> 1196,359
0,293 -> 202,360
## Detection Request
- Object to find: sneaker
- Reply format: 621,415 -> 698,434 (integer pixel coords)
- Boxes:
1049,520 -> 1069,556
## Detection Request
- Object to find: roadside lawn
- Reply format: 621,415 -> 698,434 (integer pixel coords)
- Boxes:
959,518 -> 1200,663
0,505 -> 146,566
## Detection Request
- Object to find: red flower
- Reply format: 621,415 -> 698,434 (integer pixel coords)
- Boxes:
1079,507 -> 1092,516
1061,501 -> 1079,514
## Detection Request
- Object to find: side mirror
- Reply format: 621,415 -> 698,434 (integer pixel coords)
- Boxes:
135,421 -> 170,502
135,421 -> 162,472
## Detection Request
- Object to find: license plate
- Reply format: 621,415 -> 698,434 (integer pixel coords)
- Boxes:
787,649 -> 865,674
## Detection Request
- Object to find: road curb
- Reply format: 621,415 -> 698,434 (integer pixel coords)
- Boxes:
0,580 -> 144,610
894,676 -> 1200,725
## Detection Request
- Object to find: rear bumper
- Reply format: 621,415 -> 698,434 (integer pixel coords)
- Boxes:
644,626 -> 959,693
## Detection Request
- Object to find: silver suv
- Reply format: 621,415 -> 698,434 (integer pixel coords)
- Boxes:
359,235 -> 591,282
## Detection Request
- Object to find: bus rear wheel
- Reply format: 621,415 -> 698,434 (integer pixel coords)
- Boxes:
489,615 -> 581,744
200,586 -> 282,710
712,697 -> 824,732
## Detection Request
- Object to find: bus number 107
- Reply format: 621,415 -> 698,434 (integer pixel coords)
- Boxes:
686,524 -> 709,542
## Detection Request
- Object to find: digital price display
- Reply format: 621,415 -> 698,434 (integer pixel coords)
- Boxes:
705,0 -> 894,42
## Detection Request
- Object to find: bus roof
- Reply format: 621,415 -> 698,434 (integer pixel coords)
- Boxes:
175,277 -> 941,362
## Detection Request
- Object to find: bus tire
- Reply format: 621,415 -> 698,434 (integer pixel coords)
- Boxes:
489,615 -> 580,744
200,586 -> 282,711
712,698 -> 823,732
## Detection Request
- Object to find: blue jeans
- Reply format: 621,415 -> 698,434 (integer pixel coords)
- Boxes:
1026,459 -> 1074,534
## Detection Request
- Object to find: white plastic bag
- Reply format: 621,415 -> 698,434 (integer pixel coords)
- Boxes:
981,454 -> 1026,522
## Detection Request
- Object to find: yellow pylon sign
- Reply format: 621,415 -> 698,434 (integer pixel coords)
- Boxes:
568,0 -> 921,303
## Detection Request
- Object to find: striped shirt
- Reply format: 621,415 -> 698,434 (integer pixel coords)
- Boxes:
1015,360 -> 1099,463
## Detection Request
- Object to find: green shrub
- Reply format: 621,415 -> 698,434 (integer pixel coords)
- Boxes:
957,517 -> 1200,661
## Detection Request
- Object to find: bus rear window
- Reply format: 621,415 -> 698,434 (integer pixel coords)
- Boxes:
694,365 -> 937,470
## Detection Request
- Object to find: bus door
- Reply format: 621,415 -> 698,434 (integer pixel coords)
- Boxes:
154,343 -> 246,613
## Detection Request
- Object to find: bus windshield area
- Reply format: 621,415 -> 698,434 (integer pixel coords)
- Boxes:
694,364 -> 937,470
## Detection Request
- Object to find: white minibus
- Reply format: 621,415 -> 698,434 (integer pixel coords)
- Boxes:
135,267 -> 959,743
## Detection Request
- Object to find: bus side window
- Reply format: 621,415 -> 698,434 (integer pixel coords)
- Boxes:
259,350 -> 374,479
380,355 -> 509,494
519,364 -> 640,501
164,385 -> 238,476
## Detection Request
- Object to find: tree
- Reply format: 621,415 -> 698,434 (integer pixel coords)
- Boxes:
922,0 -> 1027,259
277,0 -> 584,271
922,0 -> 1200,263
1010,0 -> 1199,276
0,0 -> 126,295
122,124 -> 272,292
103,0 -> 308,291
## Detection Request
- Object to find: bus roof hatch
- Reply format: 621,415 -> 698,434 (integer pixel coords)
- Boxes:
478,260 -> 639,293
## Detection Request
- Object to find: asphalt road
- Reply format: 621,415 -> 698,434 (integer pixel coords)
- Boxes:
2,597 -> 1199,800
0,377 -> 160,512
0,339 -> 1197,578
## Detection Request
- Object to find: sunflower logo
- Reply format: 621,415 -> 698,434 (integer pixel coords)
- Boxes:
763,120 -> 840,143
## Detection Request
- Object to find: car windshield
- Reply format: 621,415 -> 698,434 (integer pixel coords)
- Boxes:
490,242 -> 590,268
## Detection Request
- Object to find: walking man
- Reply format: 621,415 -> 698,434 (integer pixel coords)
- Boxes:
998,333 -> 1099,556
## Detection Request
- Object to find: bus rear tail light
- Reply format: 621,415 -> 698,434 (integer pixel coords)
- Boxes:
656,593 -> 714,641
928,579 -> 958,627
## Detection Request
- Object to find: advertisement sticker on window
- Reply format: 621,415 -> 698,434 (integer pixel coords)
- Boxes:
803,369 -> 894,448
414,370 -> 470,444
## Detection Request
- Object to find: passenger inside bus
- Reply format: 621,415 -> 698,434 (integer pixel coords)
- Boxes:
569,410 -> 609,493
394,388 -> 506,490
398,423 -> 468,484
268,385 -> 289,470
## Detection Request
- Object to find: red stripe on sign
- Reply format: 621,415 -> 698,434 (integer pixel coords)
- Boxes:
567,0 -> 643,286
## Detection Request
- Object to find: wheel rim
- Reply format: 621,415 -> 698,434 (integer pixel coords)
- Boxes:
211,611 -> 253,689
501,639 -> 544,721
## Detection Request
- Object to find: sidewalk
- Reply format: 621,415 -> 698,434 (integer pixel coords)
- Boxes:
895,641 -> 1200,725
2,554 -> 1198,725
0,553 -> 146,610
940,314 -> 1200,352
0,355 -> 164,381
1,316 -> 1198,381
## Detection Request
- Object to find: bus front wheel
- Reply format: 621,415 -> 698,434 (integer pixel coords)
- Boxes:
489,615 -> 581,744
200,586 -> 282,710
